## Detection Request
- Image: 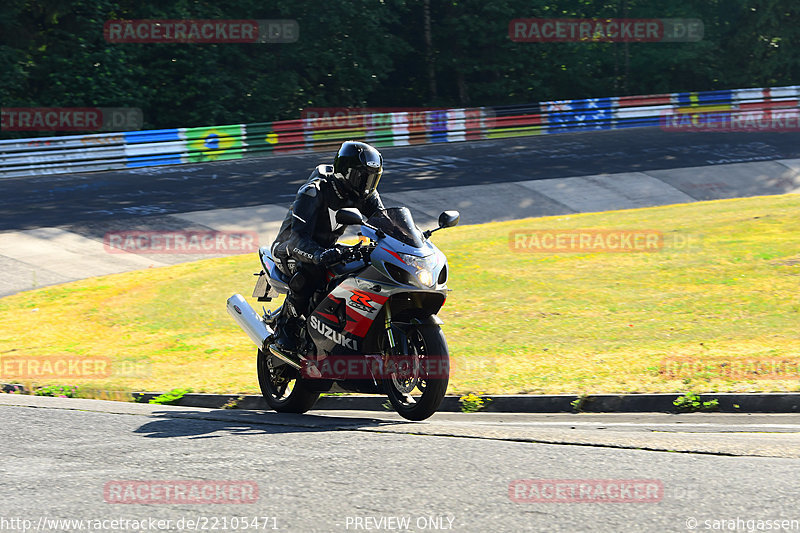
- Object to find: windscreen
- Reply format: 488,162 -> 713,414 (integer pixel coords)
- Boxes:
366,207 -> 426,248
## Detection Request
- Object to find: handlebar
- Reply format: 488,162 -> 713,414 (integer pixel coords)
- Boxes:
328,241 -> 371,268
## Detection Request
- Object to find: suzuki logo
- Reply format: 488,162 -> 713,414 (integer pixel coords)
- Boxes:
349,291 -> 375,313
309,315 -> 358,350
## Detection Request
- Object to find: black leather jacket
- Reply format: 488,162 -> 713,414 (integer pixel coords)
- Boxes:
273,164 -> 385,266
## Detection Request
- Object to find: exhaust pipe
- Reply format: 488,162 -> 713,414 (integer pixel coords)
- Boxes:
226,294 -> 301,370
226,294 -> 274,349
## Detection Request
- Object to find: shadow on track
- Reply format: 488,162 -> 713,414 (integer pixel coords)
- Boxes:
134,408 -> 407,439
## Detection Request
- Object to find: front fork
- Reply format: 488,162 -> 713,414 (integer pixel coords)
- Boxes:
382,302 -> 424,398
384,303 -> 409,356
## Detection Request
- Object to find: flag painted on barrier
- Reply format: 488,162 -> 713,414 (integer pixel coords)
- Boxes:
543,97 -> 614,132
616,94 -> 672,108
124,129 -> 184,167
613,93 -> 674,128
241,123 -> 274,156
428,110 -> 449,143
300,108 -> 444,146
485,104 -> 544,138
365,112 -> 396,147
733,87 -> 799,112
672,89 -> 733,108
185,125 -> 244,162
464,109 -> 488,141
671,91 -> 733,122
390,112 -> 411,146
271,119 -> 306,153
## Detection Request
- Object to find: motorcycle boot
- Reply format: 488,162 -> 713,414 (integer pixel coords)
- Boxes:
268,294 -> 305,367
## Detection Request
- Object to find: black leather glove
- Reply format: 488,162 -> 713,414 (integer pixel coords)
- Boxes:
315,247 -> 344,266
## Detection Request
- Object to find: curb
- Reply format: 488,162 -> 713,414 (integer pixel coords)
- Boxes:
6,384 -> 800,412
132,392 -> 800,413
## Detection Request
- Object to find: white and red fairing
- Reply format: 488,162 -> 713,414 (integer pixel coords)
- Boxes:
307,277 -> 389,358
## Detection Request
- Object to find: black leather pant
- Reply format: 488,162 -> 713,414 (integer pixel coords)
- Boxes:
286,261 -> 324,319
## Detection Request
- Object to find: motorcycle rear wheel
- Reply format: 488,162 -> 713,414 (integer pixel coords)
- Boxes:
257,349 -> 320,413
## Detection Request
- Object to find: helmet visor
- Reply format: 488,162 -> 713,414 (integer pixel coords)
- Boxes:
350,166 -> 382,197
353,149 -> 383,196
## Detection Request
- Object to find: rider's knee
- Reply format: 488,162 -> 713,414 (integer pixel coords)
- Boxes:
289,270 -> 309,295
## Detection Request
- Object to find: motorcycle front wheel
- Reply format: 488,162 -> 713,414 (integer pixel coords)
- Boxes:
257,349 -> 320,413
383,317 -> 449,421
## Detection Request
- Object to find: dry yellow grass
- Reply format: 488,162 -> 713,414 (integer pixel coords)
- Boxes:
1,193 -> 798,397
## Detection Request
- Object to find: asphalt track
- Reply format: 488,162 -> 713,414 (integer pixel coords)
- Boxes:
2,128 -> 799,231
2,395 -> 800,533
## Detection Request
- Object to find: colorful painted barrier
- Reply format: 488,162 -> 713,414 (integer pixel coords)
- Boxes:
1,85 -> 797,178
0,133 -> 127,178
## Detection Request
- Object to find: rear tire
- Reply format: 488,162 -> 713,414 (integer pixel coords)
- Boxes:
257,349 -> 320,413
384,317 -> 449,421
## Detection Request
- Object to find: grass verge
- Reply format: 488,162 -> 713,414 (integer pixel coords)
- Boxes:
1,194 -> 798,397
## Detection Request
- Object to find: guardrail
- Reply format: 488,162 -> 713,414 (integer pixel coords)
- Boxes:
1,85 -> 797,178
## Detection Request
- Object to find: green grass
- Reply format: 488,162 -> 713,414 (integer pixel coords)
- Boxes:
1,194 -> 798,397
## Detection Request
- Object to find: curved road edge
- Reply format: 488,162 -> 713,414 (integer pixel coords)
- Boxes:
2,394 -> 800,458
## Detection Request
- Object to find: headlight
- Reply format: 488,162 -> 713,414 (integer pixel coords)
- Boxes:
417,269 -> 434,287
399,253 -> 438,287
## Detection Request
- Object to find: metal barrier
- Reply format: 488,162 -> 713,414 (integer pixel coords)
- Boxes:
1,85 -> 797,178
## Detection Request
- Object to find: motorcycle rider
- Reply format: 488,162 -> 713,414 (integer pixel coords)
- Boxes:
268,141 -> 385,363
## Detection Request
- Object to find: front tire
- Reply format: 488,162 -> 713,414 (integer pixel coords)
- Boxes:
257,349 -> 320,413
384,318 -> 449,421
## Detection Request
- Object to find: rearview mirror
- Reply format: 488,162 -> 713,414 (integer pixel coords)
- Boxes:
336,208 -> 364,226
438,210 -> 460,228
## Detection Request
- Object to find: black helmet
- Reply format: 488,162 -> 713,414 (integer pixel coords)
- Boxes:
332,141 -> 383,200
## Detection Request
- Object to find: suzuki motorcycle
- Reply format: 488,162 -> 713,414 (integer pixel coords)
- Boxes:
226,206 -> 459,421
